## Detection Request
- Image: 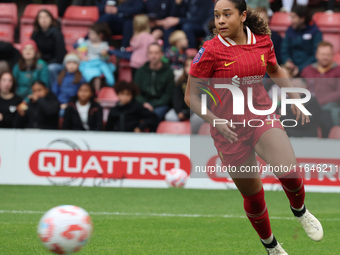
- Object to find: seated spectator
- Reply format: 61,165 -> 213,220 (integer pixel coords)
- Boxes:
62,83 -> 103,131
255,7 -> 282,64
52,53 -> 85,116
280,78 -> 321,137
165,57 -> 191,122
31,9 -> 67,86
96,0 -> 144,48
12,40 -> 49,100
109,14 -> 155,71
106,81 -> 159,132
134,43 -> 174,120
0,41 -> 20,71
301,41 -> 340,136
0,72 -> 22,128
281,5 -> 322,74
77,23 -> 116,91
157,0 -> 213,49
14,81 -> 60,129
165,30 -> 188,80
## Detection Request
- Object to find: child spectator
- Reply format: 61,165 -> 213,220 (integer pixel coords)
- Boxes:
31,9 -> 67,86
13,40 -> 49,100
14,81 -> 60,129
77,23 -> 116,89
62,83 -> 103,131
165,30 -> 188,70
106,81 -> 159,132
165,57 -> 192,122
0,72 -> 22,128
109,14 -> 155,70
52,53 -> 85,116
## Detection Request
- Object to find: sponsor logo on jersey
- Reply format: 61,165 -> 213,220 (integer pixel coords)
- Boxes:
232,75 -> 240,87
193,47 -> 205,64
224,60 -> 236,67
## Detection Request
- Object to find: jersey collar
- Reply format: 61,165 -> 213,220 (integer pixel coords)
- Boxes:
218,26 -> 257,47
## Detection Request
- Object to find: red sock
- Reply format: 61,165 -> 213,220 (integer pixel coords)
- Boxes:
278,171 -> 305,209
242,187 -> 272,239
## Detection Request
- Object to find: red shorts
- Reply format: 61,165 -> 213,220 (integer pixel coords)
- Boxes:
214,117 -> 285,167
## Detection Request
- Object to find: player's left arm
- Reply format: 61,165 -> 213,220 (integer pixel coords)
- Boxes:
266,63 -> 310,125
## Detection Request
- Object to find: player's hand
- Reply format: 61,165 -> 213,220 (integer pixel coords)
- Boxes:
291,104 -> 310,125
215,122 -> 238,143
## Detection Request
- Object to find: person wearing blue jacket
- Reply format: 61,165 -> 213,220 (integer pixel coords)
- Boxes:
157,0 -> 214,48
52,53 -> 86,116
281,5 -> 322,74
96,0 -> 144,47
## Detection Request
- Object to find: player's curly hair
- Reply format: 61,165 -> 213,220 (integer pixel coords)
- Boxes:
214,0 -> 271,36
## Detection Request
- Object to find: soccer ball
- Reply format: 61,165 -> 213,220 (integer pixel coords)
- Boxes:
165,168 -> 189,187
37,205 -> 93,254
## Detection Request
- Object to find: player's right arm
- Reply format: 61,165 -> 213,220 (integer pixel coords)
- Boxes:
185,74 -> 238,143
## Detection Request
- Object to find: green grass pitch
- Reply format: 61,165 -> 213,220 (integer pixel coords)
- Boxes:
0,185 -> 339,254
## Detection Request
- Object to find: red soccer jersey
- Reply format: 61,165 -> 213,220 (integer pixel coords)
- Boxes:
189,27 -> 278,142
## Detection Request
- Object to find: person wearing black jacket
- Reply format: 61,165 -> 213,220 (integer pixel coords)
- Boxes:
14,81 -> 60,129
106,81 -> 159,132
31,9 -> 67,86
62,83 -> 103,131
0,72 -> 22,128
96,0 -> 144,47
157,0 -> 214,48
0,41 -> 20,71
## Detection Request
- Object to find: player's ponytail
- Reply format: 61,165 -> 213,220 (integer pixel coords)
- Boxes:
214,0 -> 271,36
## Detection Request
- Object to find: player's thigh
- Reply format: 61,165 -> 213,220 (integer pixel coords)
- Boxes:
254,128 -> 296,177
228,151 -> 263,196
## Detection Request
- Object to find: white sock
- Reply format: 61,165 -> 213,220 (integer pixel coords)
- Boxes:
261,233 -> 274,244
292,204 -> 305,211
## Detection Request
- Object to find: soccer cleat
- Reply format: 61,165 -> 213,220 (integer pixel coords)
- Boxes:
292,206 -> 324,241
261,237 -> 288,255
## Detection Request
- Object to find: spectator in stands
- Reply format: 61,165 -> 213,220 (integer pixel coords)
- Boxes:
134,43 -> 174,120
31,9 -> 67,86
96,0 -> 144,48
52,53 -> 85,116
109,14 -> 155,72
165,57 -> 191,122
0,41 -> 20,71
13,40 -> 49,100
0,72 -> 22,128
301,41 -> 340,136
280,78 -> 321,137
14,80 -> 60,129
62,83 -> 103,131
106,81 -> 159,132
281,5 -> 322,74
157,0 -> 214,49
165,30 -> 188,81
77,23 -> 116,91
255,7 -> 282,65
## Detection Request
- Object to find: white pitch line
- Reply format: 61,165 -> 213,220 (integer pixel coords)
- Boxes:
0,210 -> 339,222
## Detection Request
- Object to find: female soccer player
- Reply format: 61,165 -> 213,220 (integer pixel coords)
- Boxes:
185,0 -> 323,254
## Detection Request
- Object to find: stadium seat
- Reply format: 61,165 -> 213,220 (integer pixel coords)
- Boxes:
0,3 -> 18,43
334,53 -> 340,66
20,4 -> 58,43
157,121 -> 191,135
97,87 -> 119,108
118,59 -> 132,82
313,12 -> 340,53
328,126 -> 340,139
198,122 -> 211,135
269,12 -> 292,37
61,6 -> 99,47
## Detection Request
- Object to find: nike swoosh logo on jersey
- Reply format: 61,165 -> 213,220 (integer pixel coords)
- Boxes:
225,60 -> 236,67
